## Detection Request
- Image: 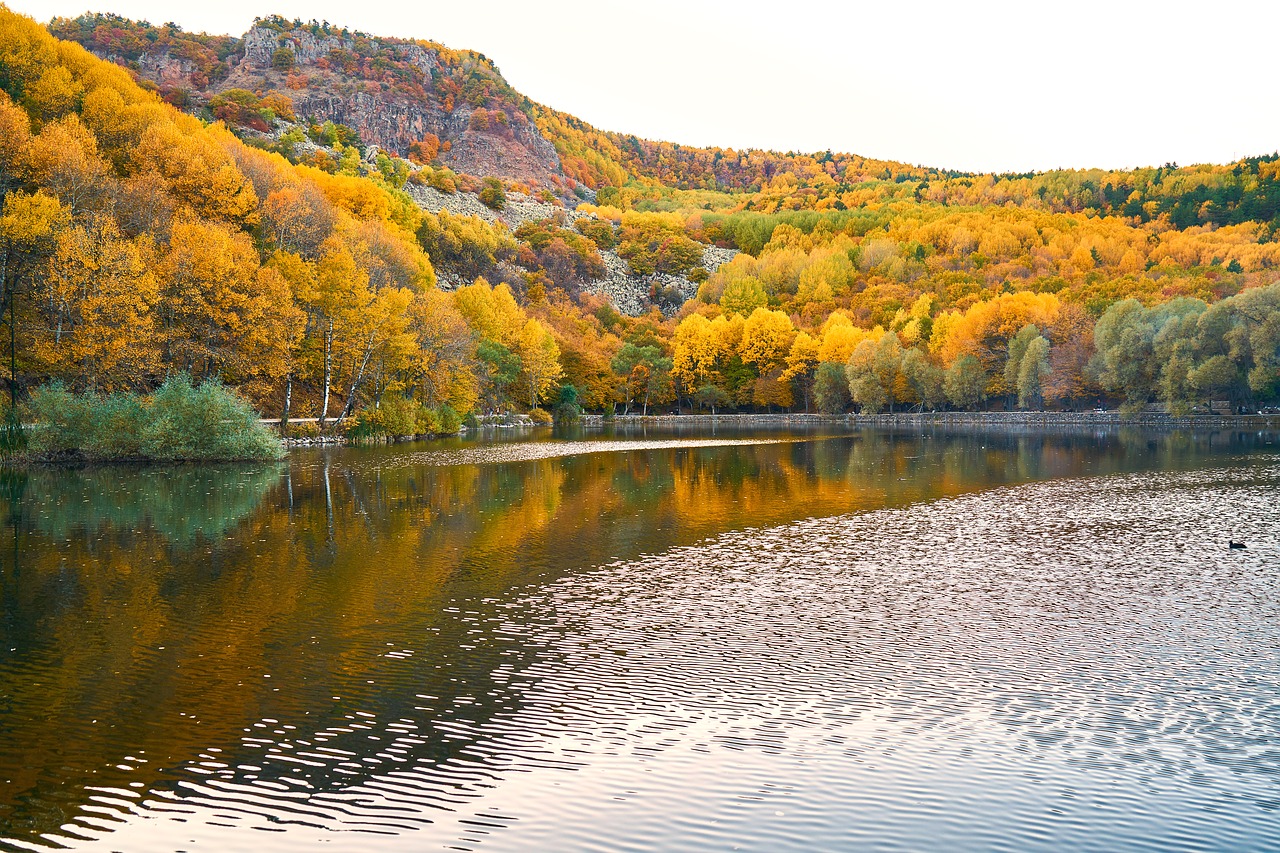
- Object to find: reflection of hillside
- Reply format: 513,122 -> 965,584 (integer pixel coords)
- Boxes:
0,429 -> 1270,846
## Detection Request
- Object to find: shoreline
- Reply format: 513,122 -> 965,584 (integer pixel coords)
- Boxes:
594,411 -> 1280,429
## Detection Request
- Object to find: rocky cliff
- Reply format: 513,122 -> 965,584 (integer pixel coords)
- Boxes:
70,19 -> 567,190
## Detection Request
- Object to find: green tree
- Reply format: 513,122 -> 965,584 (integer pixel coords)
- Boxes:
1016,336 -> 1051,409
1004,323 -> 1040,406
813,362 -> 850,414
901,348 -> 945,411
944,355 -> 987,410
477,339 -> 520,412
719,276 -> 767,316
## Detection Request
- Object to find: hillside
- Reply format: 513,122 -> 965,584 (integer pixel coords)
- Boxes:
2,5 -> 1279,427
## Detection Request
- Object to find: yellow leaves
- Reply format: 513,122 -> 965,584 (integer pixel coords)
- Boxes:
0,9 -> 62,106
36,215 -> 159,388
453,278 -> 527,348
346,218 -> 434,292
301,165 -> 391,222
24,114 -> 112,216
0,92 -> 32,183
314,237 -> 368,316
0,190 -> 67,246
817,314 -> 881,364
262,185 -> 335,258
25,64 -> 83,122
782,331 -> 820,382
740,308 -> 796,373
267,251 -> 318,304
518,318 -> 562,407
133,122 -> 258,226
671,313 -> 716,387
158,214 -> 299,378
796,246 -> 855,301
931,291 -> 1061,370
408,288 -> 479,413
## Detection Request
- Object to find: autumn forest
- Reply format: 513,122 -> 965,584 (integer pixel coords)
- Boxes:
3,6 -> 1280,444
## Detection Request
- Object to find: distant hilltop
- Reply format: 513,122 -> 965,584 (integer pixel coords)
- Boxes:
46,13 -> 986,200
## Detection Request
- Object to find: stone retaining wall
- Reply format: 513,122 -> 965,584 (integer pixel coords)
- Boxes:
603,412 -> 1280,429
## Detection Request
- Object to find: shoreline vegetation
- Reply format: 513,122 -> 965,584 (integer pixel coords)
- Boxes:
14,396 -> 1279,466
7,376 -> 283,463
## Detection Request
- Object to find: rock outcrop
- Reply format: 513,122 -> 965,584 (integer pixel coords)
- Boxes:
86,23 -> 567,190
586,246 -> 738,317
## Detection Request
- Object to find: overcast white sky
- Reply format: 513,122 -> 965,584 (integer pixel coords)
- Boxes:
12,0 -> 1279,173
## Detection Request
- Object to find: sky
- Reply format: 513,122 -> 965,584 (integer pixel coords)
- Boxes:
11,0 -> 1279,174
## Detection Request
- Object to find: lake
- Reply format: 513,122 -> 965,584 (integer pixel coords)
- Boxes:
1,424 -> 1278,851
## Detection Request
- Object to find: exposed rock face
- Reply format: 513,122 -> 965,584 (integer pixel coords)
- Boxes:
404,182 -> 734,316
404,185 -> 564,230
93,24 -> 566,189
239,26 -> 438,76
586,246 -> 738,317
135,52 -> 198,89
443,112 -> 562,189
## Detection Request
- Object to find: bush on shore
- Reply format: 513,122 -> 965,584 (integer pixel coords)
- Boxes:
22,376 -> 282,462
346,395 -> 464,441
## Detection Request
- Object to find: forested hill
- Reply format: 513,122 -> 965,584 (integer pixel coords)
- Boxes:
45,12 -> 1280,230
2,4 -> 1280,431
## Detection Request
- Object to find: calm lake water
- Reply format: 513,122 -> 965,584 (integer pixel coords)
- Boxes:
1,424 -> 1279,851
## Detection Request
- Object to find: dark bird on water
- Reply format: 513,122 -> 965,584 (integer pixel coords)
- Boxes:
1229,541 -> 1246,549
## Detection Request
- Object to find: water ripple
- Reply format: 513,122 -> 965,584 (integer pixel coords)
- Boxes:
9,457 -> 1280,851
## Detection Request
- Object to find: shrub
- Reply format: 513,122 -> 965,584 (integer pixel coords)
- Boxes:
287,420 -> 320,438
349,398 -> 466,439
139,376 -> 281,461
479,177 -> 506,210
426,167 -> 457,194
88,392 -> 146,458
24,377 -> 280,461
0,406 -> 24,458
26,384 -> 93,455
418,406 -> 442,435
528,407 -> 553,425
553,384 -> 583,424
437,403 -> 462,434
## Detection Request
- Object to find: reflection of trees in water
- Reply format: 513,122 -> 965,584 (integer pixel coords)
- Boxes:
11,463 -> 282,545
0,428 -> 1273,845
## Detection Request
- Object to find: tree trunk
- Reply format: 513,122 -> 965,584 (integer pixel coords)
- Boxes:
7,278 -> 16,411
319,322 -> 332,431
280,372 -> 292,437
339,332 -> 378,421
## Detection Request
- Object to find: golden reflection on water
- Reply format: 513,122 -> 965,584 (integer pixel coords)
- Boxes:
0,426 -> 1269,846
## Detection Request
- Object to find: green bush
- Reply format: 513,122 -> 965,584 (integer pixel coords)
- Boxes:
139,376 -> 281,461
553,384 -> 583,424
437,403 -> 462,434
24,376 -> 281,462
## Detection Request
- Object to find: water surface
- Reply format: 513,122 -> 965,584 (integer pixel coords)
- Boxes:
1,426 -> 1277,850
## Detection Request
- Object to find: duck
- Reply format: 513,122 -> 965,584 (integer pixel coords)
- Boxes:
1229,541 -> 1246,549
